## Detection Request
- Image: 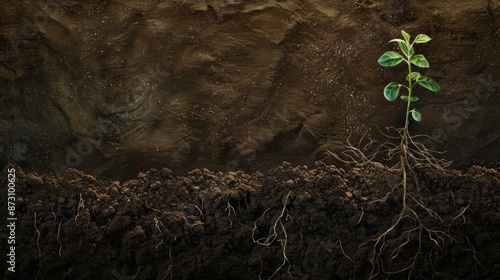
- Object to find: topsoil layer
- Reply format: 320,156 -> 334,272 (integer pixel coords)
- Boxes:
1,162 -> 499,279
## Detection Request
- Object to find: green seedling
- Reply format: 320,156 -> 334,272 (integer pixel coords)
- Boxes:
332,30 -> 477,279
378,30 -> 440,125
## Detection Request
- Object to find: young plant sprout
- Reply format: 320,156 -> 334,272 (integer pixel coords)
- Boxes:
331,31 -> 478,279
378,30 -> 440,126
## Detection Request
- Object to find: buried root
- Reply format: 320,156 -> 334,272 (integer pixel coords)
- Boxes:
224,200 -> 239,227
252,191 -> 293,280
34,212 -> 42,280
33,207 -> 75,280
56,218 -> 74,280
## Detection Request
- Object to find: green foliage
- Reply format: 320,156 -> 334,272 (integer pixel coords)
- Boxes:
416,76 -> 440,92
410,108 -> 422,122
378,51 -> 404,67
383,82 -> 401,101
378,30 -> 440,122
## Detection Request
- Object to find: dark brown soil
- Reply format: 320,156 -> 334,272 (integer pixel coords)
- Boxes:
1,0 -> 500,279
1,162 -> 499,279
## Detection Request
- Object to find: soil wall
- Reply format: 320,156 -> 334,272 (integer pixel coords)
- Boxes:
1,0 -> 499,179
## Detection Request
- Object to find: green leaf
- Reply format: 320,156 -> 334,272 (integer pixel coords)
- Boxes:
384,82 -> 401,101
414,34 -> 432,44
406,72 -> 421,81
390,39 -> 415,57
408,45 -> 414,56
401,96 -> 419,102
401,30 -> 410,43
397,41 -> 411,57
378,51 -> 404,67
389,38 -> 406,44
410,54 -> 429,68
417,76 -> 440,92
411,108 -> 422,122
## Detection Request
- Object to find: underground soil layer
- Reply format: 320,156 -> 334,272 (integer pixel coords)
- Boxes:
1,162 -> 499,280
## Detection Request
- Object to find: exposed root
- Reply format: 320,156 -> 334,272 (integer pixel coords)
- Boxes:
363,207 -> 454,278
195,205 -> 205,220
386,126 -> 452,174
330,129 -> 389,169
159,264 -> 173,280
74,193 -> 85,222
56,218 -> 74,280
357,207 -> 364,225
464,235 -> 482,276
152,217 -> 170,249
332,127 -> 478,279
224,200 -> 237,227
34,212 -> 42,280
50,205 -> 57,231
338,239 -> 357,278
332,126 -> 452,172
57,220 -> 64,256
252,191 -> 292,280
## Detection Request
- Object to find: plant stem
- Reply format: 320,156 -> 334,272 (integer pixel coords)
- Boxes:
401,55 -> 413,208
405,59 -> 413,131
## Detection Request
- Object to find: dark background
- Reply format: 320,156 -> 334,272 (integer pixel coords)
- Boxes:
1,0 -> 499,179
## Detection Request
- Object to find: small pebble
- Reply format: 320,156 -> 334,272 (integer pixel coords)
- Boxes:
345,191 -> 353,199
